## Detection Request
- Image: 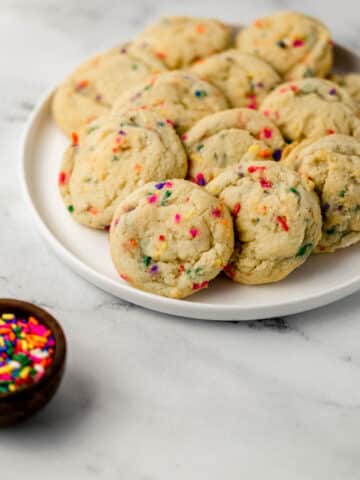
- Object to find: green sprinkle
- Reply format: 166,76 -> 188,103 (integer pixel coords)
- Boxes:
339,190 -> 346,198
353,205 -> 360,212
290,187 -> 300,197
131,64 -> 139,70
194,267 -> 202,275
143,255 -> 152,267
161,190 -> 172,206
296,243 -> 313,257
303,67 -> 314,78
196,144 -> 204,151
86,125 -> 100,134
68,205 -> 74,213
84,177 -> 92,183
144,84 -> 152,91
326,226 -> 337,235
186,269 -> 192,276
112,155 -> 120,161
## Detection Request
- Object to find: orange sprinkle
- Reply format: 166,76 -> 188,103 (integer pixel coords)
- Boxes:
71,132 -> 79,146
258,149 -> 272,158
196,23 -> 205,33
156,51 -> 167,59
87,207 -> 99,215
129,239 -> 138,248
134,164 -> 142,171
76,79 -> 89,90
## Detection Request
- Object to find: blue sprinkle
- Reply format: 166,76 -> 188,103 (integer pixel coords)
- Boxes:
272,149 -> 282,161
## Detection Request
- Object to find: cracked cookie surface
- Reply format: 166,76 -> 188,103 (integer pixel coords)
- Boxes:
59,110 -> 187,229
236,11 -> 333,80
260,78 -> 360,142
282,134 -> 360,253
52,43 -> 167,136
183,108 -> 284,184
109,179 -> 234,298
112,71 -> 229,134
206,157 -> 322,284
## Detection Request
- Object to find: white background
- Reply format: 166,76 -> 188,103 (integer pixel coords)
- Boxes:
1,1 -> 360,478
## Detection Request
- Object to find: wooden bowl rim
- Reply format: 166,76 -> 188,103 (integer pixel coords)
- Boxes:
0,298 -> 66,401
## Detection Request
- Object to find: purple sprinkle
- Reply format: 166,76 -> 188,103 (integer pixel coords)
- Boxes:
155,182 -> 165,190
118,130 -> 126,135
95,94 -> 102,101
272,149 -> 282,161
149,265 -> 158,274
322,202 -> 330,213
329,88 -> 337,95
197,177 -> 206,186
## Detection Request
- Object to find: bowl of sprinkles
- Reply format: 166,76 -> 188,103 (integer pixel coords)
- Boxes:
0,299 -> 66,426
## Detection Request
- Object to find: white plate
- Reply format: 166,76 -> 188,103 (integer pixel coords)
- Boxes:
21,44 -> 360,321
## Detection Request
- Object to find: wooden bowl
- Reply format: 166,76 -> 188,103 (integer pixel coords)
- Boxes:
0,299 -> 66,427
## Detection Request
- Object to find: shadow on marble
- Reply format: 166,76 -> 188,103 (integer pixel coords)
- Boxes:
0,366 -> 94,443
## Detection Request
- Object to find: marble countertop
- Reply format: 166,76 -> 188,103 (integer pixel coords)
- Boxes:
1,0 -> 360,478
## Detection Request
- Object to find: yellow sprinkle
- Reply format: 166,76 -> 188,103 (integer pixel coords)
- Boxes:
9,384 -> 16,392
155,241 -> 168,256
248,144 -> 261,155
21,340 -> 28,350
185,209 -> 195,219
2,313 -> 14,320
0,337 -> 4,347
0,365 -> 12,375
213,258 -> 222,268
20,366 -> 31,380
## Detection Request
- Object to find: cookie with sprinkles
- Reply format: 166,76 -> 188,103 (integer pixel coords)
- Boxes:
184,108 -> 285,185
109,179 -> 234,298
52,43 -> 167,136
206,155 -> 321,284
260,78 -> 360,142
191,50 -> 281,108
112,71 -> 229,134
236,11 -> 333,80
59,110 -> 187,229
282,134 -> 360,253
131,16 -> 232,70
331,73 -> 360,109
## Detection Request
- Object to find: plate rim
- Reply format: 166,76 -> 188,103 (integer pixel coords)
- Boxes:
20,47 -> 360,321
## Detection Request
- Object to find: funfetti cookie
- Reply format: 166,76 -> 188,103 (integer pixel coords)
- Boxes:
131,16 -> 232,70
52,43 -> 167,136
109,179 -> 234,298
112,71 -> 229,134
206,155 -> 322,285
236,11 -> 333,80
282,134 -> 360,253
183,109 -> 284,185
191,50 -> 281,108
59,111 -> 187,230
260,78 -> 360,143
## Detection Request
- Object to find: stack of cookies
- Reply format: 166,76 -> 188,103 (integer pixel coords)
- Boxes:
53,12 -> 360,299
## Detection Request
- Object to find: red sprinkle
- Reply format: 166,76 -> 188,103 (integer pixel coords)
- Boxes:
189,228 -> 199,238
158,235 -> 166,241
248,165 -> 266,173
174,213 -> 181,224
58,171 -> 68,185
147,194 -> 158,204
292,39 -> 304,47
276,215 -> 289,232
192,280 -> 209,291
326,129 -> 335,135
223,264 -> 235,279
232,203 -> 241,217
262,127 -> 273,139
260,178 -> 272,189
212,208 -> 221,218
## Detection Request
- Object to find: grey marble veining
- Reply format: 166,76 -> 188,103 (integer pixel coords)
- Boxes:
1,1 -> 360,478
